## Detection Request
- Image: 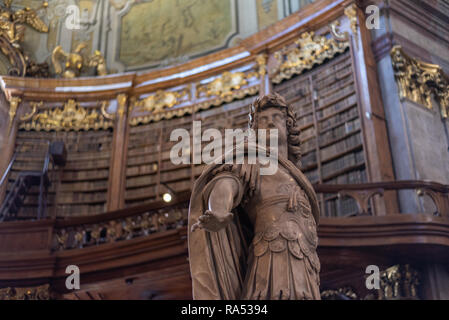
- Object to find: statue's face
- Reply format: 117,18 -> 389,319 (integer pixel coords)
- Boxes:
256,107 -> 288,149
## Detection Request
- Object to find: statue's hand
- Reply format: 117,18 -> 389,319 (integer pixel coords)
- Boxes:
191,210 -> 234,233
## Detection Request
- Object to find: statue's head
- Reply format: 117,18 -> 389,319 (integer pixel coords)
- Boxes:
249,93 -> 302,167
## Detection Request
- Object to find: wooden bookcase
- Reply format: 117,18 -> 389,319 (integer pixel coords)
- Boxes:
10,130 -> 113,217
274,51 -> 368,217
125,96 -> 254,207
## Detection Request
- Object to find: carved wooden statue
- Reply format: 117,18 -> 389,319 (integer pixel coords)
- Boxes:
188,93 -> 321,300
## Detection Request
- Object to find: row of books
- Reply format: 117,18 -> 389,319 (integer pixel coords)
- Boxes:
320,133 -> 363,162
313,62 -> 352,91
293,102 -> 313,117
321,150 -> 365,179
301,126 -> 316,141
276,80 -> 310,101
325,168 -> 367,185
319,106 -> 359,132
297,114 -> 314,128
317,72 -> 353,99
56,204 -> 107,217
317,84 -> 355,110
312,53 -> 352,85
316,93 -> 357,121
319,118 -> 361,147
57,192 -> 107,204
323,197 -> 359,217
304,169 -> 319,184
302,137 -> 317,155
301,151 -> 317,169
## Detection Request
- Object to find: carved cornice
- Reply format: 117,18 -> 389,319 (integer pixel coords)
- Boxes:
129,58 -> 264,125
270,31 -> 350,84
19,99 -> 114,132
391,46 -> 449,118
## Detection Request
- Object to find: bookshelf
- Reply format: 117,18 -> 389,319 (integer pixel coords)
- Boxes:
11,130 -> 113,217
125,96 -> 254,207
274,51 -> 368,217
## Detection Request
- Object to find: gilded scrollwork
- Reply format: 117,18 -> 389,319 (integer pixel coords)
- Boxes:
0,1 -> 49,76
19,99 -> 114,131
271,31 -> 349,84
0,1 -> 49,47
197,71 -> 249,98
133,90 -> 184,113
391,45 -> 449,118
129,88 -> 190,125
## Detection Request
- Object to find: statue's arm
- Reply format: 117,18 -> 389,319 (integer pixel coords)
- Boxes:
191,177 -> 240,233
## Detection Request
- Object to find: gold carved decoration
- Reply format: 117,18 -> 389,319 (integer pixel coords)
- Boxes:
129,89 -> 189,125
330,19 -> 350,42
0,1 -> 48,47
130,59 -> 264,125
20,99 -> 114,132
391,46 -> 449,118
0,1 -> 49,76
0,284 -> 50,300
256,53 -> 268,77
88,50 -> 108,76
271,31 -> 349,84
116,93 -> 128,119
7,96 -> 21,135
19,101 -> 42,122
378,264 -> 420,300
52,44 -> 108,78
344,4 -> 358,47
197,71 -> 249,98
133,90 -> 183,113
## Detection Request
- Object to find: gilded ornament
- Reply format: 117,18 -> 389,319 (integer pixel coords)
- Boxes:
52,44 -> 108,78
391,46 -> 449,118
19,99 -> 114,131
379,264 -> 420,300
198,71 -> 248,98
271,31 -> 349,84
344,4 -> 358,47
0,0 -> 48,48
7,96 -> 21,135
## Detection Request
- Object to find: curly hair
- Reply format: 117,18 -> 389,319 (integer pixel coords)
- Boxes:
249,93 -> 302,168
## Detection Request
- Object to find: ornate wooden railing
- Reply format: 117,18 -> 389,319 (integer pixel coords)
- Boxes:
315,181 -> 449,217
53,192 -> 190,251
51,181 -> 449,251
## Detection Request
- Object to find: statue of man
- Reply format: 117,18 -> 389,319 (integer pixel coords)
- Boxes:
188,93 -> 321,300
